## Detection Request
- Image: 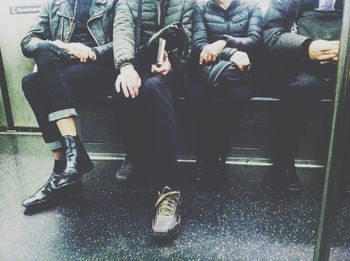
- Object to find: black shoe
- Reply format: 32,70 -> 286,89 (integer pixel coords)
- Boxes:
194,158 -> 206,181
269,165 -> 303,192
195,156 -> 224,182
116,157 -> 135,183
22,160 -> 65,208
152,186 -> 181,239
217,156 -> 226,176
56,135 -> 94,189
345,184 -> 350,194
285,167 -> 303,191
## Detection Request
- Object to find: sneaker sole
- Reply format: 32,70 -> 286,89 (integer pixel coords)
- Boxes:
115,175 -> 128,184
152,225 -> 180,239
152,218 -> 181,239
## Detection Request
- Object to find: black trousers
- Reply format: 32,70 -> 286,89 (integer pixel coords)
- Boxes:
271,70 -> 335,168
188,72 -> 254,165
112,73 -> 180,184
22,42 -> 114,150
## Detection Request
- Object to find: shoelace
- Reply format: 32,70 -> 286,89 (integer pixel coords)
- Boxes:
155,191 -> 180,216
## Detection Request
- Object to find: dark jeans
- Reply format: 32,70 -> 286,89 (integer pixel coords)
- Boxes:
271,71 -> 334,169
22,42 -> 114,150
188,72 -> 254,165
112,73 -> 180,185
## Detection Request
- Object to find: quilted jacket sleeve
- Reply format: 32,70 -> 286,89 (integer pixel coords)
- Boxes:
225,2 -> 263,52
263,0 -> 311,59
113,0 -> 136,70
192,4 -> 209,57
181,0 -> 196,44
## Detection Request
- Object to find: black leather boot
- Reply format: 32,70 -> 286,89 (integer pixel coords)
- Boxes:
194,155 -> 221,182
285,166 -> 303,191
56,135 -> 94,189
22,160 -> 65,207
269,165 -> 303,192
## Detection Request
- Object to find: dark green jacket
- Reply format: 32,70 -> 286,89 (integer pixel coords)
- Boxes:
21,0 -> 117,60
113,0 -> 195,70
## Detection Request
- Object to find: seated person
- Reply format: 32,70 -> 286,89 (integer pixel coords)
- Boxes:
113,0 -> 195,239
190,0 -> 263,180
263,0 -> 343,191
21,0 -> 116,207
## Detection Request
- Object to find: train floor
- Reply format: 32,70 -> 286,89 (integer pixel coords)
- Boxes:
0,134 -> 349,261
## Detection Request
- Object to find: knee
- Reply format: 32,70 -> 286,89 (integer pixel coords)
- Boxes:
227,83 -> 253,102
288,73 -> 322,98
22,74 -> 37,97
35,42 -> 62,68
142,76 -> 164,98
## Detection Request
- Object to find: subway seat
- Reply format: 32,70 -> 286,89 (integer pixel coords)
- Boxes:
76,76 -> 333,168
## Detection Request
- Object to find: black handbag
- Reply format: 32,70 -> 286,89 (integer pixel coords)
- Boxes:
202,60 -> 251,88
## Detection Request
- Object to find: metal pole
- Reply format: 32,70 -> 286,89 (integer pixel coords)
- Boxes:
0,48 -> 15,130
314,0 -> 350,260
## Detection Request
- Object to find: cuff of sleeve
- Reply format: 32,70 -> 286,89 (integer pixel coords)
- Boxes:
91,47 -> 102,61
220,47 -> 238,61
301,38 -> 313,60
121,62 -> 134,68
223,35 -> 236,47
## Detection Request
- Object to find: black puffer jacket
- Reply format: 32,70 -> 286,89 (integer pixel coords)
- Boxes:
192,0 -> 263,60
263,0 -> 343,61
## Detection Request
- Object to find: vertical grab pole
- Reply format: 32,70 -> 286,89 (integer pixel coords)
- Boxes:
314,0 -> 350,260
0,48 -> 15,130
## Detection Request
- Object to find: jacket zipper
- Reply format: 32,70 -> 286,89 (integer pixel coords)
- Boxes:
156,1 -> 161,26
225,12 -> 230,34
87,12 -> 105,46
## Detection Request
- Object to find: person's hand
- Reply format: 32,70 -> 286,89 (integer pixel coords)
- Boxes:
320,46 -> 339,64
151,51 -> 172,75
115,64 -> 141,98
230,51 -> 250,71
61,42 -> 96,62
199,40 -> 227,64
309,40 -> 339,64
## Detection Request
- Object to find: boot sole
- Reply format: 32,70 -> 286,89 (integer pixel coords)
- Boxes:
22,198 -> 48,208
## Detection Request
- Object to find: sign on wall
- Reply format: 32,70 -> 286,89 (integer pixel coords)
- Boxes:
9,5 -> 41,15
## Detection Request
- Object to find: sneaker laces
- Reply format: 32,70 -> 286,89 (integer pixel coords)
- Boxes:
155,191 -> 180,217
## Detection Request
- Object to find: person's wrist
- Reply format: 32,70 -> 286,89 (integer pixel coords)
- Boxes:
121,63 -> 134,73
216,40 -> 227,48
303,39 -> 313,60
230,51 -> 239,60
219,34 -> 230,42
52,40 -> 65,49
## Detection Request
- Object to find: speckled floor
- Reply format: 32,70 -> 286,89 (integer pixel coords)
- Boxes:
0,135 -> 349,261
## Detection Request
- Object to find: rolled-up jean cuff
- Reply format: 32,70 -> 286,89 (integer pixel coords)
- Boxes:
45,140 -> 63,151
48,108 -> 78,122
